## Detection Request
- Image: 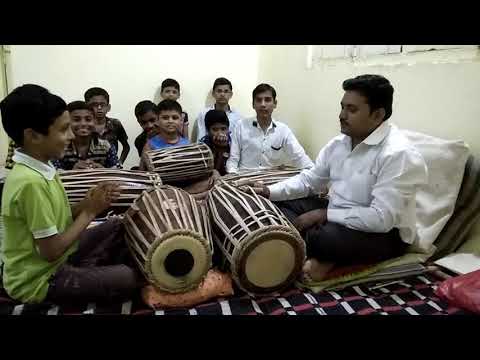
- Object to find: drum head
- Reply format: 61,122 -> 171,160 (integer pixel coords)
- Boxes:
146,231 -> 212,293
233,228 -> 305,295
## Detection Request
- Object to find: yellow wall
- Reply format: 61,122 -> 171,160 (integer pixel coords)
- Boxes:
258,45 -> 480,160
7,45 -> 260,169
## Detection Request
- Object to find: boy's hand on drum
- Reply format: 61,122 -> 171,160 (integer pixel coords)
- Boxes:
73,160 -> 90,169
292,209 -> 327,232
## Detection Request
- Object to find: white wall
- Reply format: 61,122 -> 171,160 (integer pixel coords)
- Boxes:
7,45 -> 259,169
258,45 -> 480,160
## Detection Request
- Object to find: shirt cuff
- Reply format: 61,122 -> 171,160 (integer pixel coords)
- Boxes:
32,226 -> 58,239
326,208 -> 350,226
268,183 -> 283,201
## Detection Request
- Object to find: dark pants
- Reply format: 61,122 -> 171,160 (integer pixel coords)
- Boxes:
274,197 -> 408,265
46,218 -> 142,304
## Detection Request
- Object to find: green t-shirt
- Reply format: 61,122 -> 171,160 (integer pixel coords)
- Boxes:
1,161 -> 76,303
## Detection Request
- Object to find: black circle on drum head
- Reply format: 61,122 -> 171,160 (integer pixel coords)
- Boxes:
164,249 -> 194,277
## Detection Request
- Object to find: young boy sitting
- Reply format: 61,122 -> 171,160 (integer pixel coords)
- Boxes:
53,101 -> 120,170
160,78 -> 189,139
139,99 -> 189,170
199,109 -> 231,176
84,87 -> 130,165
133,100 -> 159,157
194,77 -> 243,141
1,84 -> 141,304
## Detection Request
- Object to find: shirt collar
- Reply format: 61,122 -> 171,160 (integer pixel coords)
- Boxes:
12,149 -> 57,180
363,120 -> 391,145
252,118 -> 277,130
213,104 -> 232,113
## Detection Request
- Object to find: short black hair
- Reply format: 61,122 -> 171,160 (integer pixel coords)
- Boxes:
157,99 -> 182,115
161,78 -> 180,92
205,109 -> 229,131
84,87 -> 110,103
252,83 -> 277,102
212,77 -> 232,91
342,74 -> 394,121
67,100 -> 94,114
135,100 -> 158,118
0,84 -> 67,146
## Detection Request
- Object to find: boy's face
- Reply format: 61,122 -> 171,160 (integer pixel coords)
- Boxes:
158,110 -> 181,135
212,85 -> 232,106
28,111 -> 74,160
137,110 -> 159,138
161,86 -> 180,101
87,95 -> 110,121
253,90 -> 277,121
208,123 -> 229,146
70,109 -> 95,138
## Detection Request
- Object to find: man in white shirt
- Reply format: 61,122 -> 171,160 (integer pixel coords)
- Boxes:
251,75 -> 428,281
226,83 -> 313,173
195,77 -> 243,141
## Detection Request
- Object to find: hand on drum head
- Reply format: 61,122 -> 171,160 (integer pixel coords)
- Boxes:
292,209 -> 327,232
84,181 -> 122,216
239,181 -> 270,199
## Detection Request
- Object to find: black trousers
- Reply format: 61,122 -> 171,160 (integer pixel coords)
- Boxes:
274,197 -> 408,265
46,218 -> 143,304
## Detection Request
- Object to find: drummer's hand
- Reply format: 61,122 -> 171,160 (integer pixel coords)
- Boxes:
292,209 -> 327,232
240,181 -> 270,198
73,160 -> 90,170
87,160 -> 104,169
84,181 -> 121,216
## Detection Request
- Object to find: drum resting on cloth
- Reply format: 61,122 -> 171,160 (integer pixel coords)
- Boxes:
123,185 -> 213,293
143,143 -> 214,186
207,181 -> 306,295
58,168 -> 162,215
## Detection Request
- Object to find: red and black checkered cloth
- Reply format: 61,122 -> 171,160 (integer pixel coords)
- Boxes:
0,272 -> 469,315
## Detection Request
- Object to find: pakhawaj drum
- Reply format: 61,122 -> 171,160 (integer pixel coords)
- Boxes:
124,185 -> 212,293
207,181 -> 305,295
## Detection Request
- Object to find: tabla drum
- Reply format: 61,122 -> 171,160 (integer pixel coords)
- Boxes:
58,168 -> 162,214
143,143 -> 214,185
222,167 -> 303,187
123,185 -> 212,293
207,181 -> 306,295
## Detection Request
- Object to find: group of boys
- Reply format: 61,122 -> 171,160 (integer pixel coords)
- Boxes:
0,73 -> 429,305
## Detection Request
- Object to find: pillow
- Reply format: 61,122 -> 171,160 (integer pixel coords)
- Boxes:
141,269 -> 234,309
433,155 -> 480,259
401,130 -> 470,254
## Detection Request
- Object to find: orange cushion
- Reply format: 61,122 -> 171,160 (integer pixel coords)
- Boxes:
141,269 -> 234,309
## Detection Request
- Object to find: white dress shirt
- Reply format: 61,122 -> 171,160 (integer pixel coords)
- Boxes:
268,121 -> 428,244
195,105 -> 243,141
226,117 -> 314,173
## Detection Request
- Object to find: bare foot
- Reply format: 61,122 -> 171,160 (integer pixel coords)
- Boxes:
301,258 -> 335,282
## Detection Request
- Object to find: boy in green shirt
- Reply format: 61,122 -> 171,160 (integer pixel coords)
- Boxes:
1,84 -> 141,304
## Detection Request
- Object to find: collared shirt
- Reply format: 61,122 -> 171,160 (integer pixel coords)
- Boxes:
269,121 -> 428,244
226,117 -> 314,173
2,150 -> 75,303
195,105 -> 243,141
52,136 -> 120,170
94,117 -> 128,155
